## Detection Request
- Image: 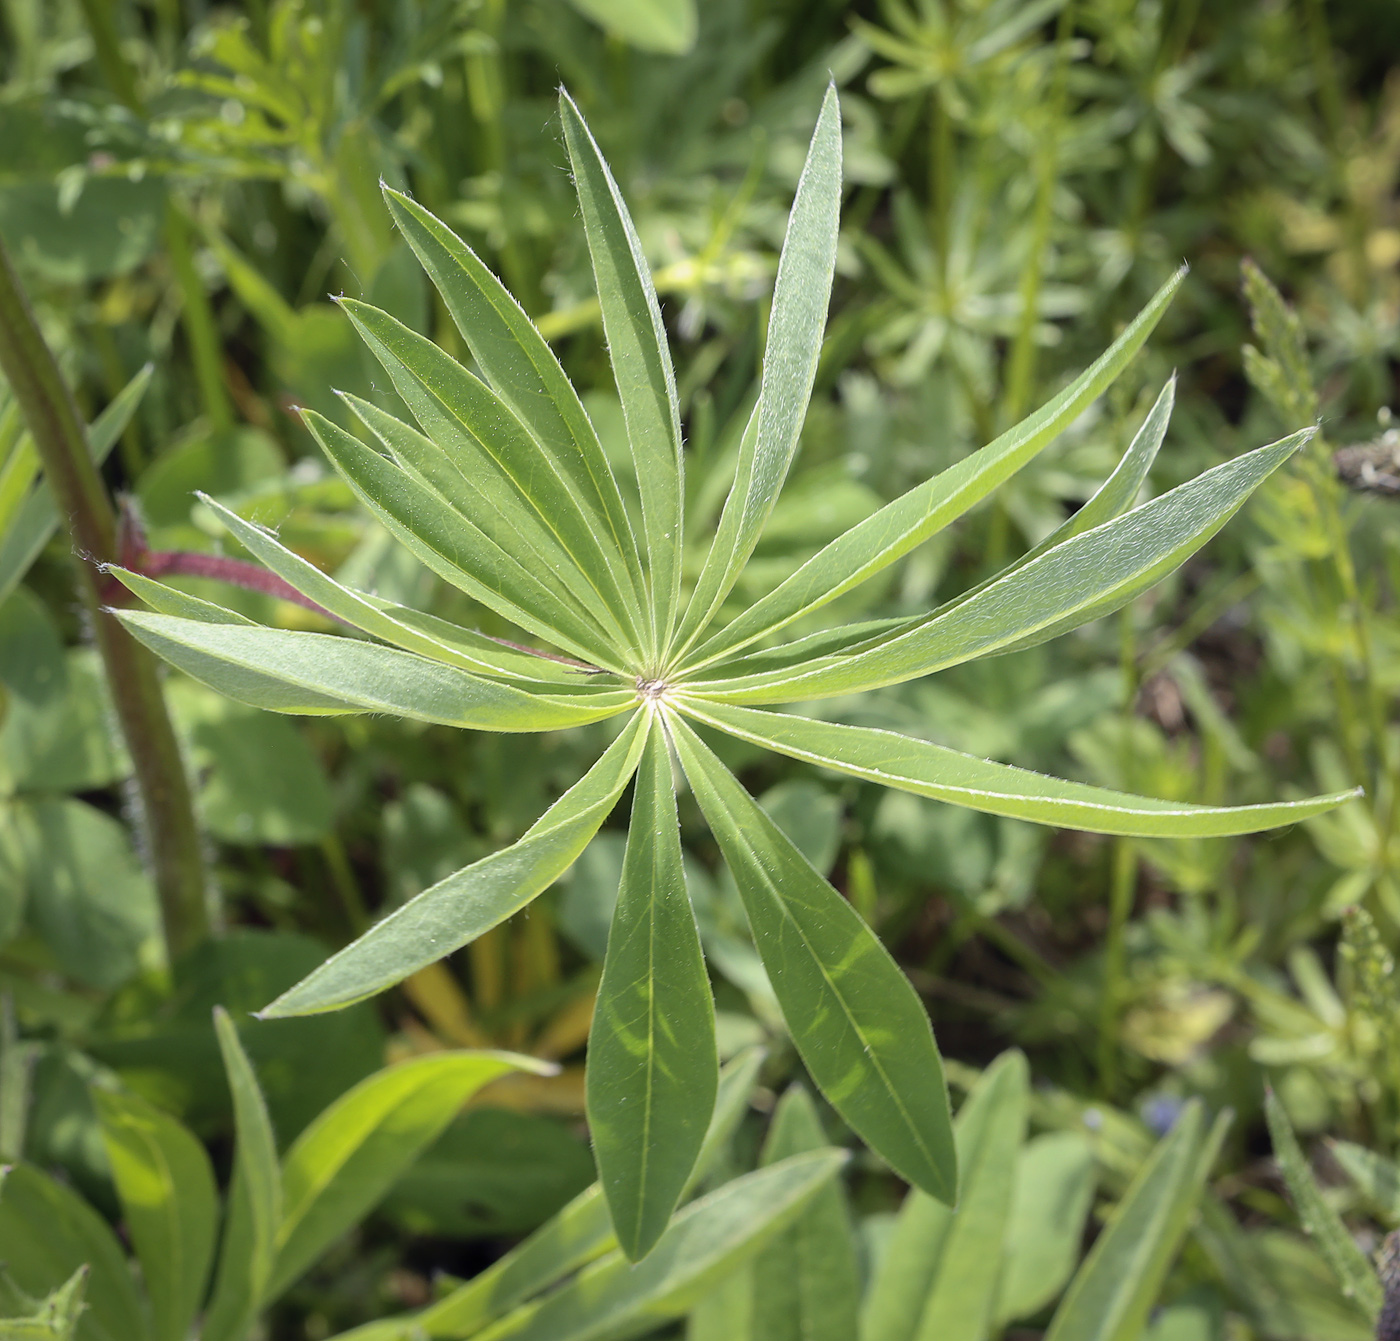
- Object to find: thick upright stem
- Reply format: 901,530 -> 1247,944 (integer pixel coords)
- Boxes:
0,237 -> 210,957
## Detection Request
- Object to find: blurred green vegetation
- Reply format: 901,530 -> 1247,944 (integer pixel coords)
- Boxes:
3,0 -> 1400,1336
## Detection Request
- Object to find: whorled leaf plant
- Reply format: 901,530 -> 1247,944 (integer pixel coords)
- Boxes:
109,85 -> 1356,1261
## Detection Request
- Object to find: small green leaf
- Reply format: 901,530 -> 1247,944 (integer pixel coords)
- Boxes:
674,84 -> 843,657
0,1264 -> 89,1340
112,611 -> 633,731
381,187 -> 647,627
261,712 -> 651,1017
1044,1103 -> 1227,1341
202,1008 -> 282,1341
994,1132 -> 1097,1324
679,700 -> 1356,837
860,1050 -> 1027,1341
670,714 -> 956,1205
92,1089 -> 218,1341
561,90 -> 684,656
563,0 -> 697,53
588,719 -> 717,1260
0,1165 -> 150,1341
685,269 -> 1185,669
105,567 -> 257,625
471,1151 -> 848,1341
270,1052 -> 544,1297
1265,1090 -> 1383,1319
693,430 -> 1309,702
1331,1140 -> 1400,1224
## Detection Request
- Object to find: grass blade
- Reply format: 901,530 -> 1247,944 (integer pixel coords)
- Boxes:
261,711 -> 651,1017
692,430 -> 1309,702
673,84 -> 842,656
561,89 -> 685,658
685,269 -> 1185,670
588,720 -> 718,1260
112,611 -> 633,731
93,1088 -> 218,1341
678,700 -> 1358,837
381,186 -> 648,625
670,713 -> 956,1204
203,1008 -> 282,1341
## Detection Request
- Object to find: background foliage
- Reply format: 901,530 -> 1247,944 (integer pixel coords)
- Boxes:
3,0 -> 1400,1337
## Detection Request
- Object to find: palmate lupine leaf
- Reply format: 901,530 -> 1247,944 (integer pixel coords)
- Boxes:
112,83 -> 1359,1264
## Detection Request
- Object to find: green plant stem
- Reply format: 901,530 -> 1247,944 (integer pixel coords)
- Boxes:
1098,836 -> 1137,1099
76,0 -> 142,114
165,198 -> 233,430
0,236 -> 210,958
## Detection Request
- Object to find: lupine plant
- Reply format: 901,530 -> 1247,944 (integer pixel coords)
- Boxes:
109,86 -> 1355,1260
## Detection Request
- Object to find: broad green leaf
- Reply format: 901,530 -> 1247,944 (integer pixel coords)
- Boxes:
336,309 -> 642,656
678,700 -> 1357,837
199,496 -> 591,683
333,1048 -> 769,1341
1043,1103 -> 1226,1341
0,363 -> 152,607
564,0 -> 697,52
673,85 -> 843,657
304,406 -> 622,668
750,1086 -> 861,1341
860,1050 -> 1027,1341
262,712 -> 651,1017
471,1151 -> 848,1341
0,1164 -> 150,1341
202,1008 -> 282,1341
112,611 -> 633,730
691,430 -> 1310,702
381,186 -> 648,624
561,90 -> 684,656
669,714 -> 956,1204
270,1051 -> 543,1296
994,1132 -> 1097,1324
92,1089 -> 218,1341
1265,1091 -> 1382,1319
588,720 -> 717,1260
684,269 -> 1185,669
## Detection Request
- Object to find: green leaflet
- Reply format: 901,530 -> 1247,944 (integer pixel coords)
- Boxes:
994,1132 -> 1098,1325
112,611 -> 633,730
1265,1090 -> 1383,1319
270,1052 -> 544,1296
104,567 -> 259,625
203,1008 -> 282,1341
305,405 -> 621,667
669,714 -> 956,1205
588,719 -> 718,1261
93,1089 -> 218,1341
683,268 -> 1185,670
261,712 -> 651,1017
381,186 -> 649,625
690,429 -> 1309,702
0,362 -> 152,607
333,1048 -> 769,1341
678,700 -> 1358,837
860,1050 -> 1027,1341
561,90 -> 685,658
1043,1103 -> 1228,1341
337,306 -> 643,655
0,1164 -> 151,1341
472,1151 -> 848,1341
200,495 -> 591,682
672,84 -> 843,658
